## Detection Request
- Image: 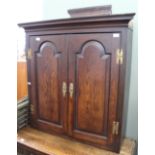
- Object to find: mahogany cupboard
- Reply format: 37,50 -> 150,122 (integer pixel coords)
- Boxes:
18,13 -> 135,153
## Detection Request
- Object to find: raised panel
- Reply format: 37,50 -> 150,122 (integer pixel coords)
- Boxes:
30,35 -> 68,134
68,33 -> 120,149
75,41 -> 110,136
20,14 -> 135,153
36,42 -> 61,124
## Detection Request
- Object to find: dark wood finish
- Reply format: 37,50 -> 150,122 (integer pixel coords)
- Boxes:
18,143 -> 48,155
18,13 -> 135,153
68,5 -> 112,17
18,13 -> 135,32
29,35 -> 68,134
68,33 -> 120,149
17,127 -> 136,155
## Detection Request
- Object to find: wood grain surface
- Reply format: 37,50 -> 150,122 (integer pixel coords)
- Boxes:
17,127 -> 136,155
17,61 -> 28,100
68,33 -> 120,149
29,35 -> 68,135
18,13 -> 135,153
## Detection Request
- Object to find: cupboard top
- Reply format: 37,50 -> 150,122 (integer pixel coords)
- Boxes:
18,13 -> 135,31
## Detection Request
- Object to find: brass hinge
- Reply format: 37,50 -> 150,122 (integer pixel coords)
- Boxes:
27,48 -> 32,59
116,49 -> 123,64
30,104 -> 34,113
112,121 -> 119,135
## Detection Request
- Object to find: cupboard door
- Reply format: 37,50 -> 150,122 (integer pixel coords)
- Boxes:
29,35 -> 68,134
68,33 -> 120,149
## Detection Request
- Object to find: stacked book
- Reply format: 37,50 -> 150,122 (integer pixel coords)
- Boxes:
17,96 -> 29,130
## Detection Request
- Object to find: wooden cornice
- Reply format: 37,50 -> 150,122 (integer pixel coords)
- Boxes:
18,13 -> 135,32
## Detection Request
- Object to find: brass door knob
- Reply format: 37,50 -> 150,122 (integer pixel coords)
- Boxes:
62,82 -> 67,97
69,82 -> 74,98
